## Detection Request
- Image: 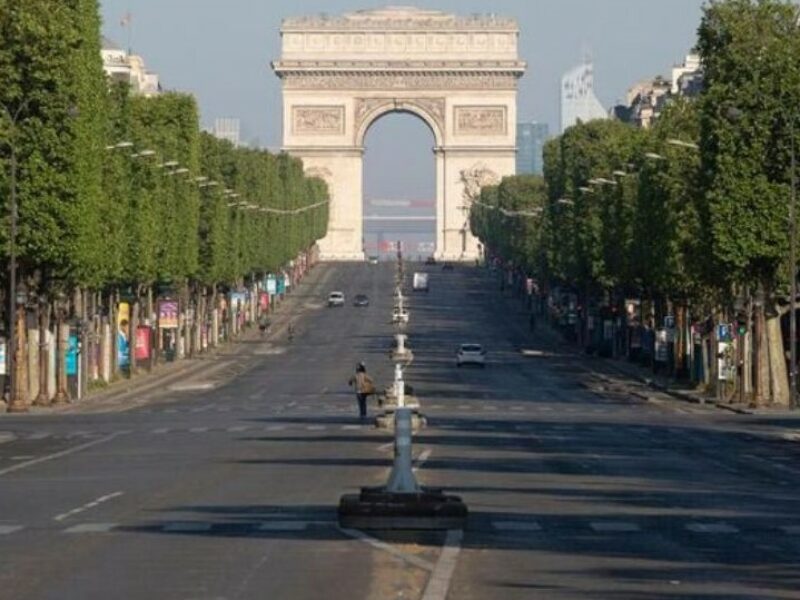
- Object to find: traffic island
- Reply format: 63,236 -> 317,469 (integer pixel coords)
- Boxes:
338,487 -> 467,530
338,408 -> 466,530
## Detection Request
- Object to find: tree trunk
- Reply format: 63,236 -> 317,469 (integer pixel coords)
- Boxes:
34,301 -> 50,406
53,306 -> 69,404
130,296 -> 140,376
753,300 -> 769,407
766,309 -> 790,406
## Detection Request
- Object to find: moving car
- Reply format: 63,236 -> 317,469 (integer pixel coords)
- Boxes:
412,272 -> 429,292
353,294 -> 370,307
327,291 -> 345,307
456,343 -> 486,368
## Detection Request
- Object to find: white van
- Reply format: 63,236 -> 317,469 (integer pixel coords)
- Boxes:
412,272 -> 429,292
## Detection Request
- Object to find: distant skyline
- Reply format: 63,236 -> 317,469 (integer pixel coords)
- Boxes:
99,0 -> 708,198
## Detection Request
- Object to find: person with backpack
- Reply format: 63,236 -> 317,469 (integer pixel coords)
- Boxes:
348,361 -> 375,420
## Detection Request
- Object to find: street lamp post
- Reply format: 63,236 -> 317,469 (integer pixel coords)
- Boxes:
2,100 -> 31,412
789,115 -> 797,409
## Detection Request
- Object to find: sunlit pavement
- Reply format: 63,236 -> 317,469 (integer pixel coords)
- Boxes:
0,263 -> 798,599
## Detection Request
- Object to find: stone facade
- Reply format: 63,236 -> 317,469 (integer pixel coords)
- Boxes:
272,6 -> 525,261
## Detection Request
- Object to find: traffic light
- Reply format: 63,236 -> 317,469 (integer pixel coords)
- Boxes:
735,312 -> 748,336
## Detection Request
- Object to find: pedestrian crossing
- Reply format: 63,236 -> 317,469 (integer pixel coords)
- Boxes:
1,518 -> 799,538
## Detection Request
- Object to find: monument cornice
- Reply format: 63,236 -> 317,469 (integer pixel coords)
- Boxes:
273,60 -> 526,73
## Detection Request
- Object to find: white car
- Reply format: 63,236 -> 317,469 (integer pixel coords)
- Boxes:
328,291 -> 345,307
456,343 -> 486,368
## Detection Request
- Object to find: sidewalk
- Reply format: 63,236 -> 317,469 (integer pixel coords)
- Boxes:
1,265 -> 327,417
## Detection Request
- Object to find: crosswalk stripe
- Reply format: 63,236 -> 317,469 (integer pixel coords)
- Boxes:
493,521 -> 542,532
163,522 -> 212,533
0,525 -> 23,535
590,522 -> 641,532
686,523 -> 739,533
257,521 -> 309,531
64,523 -> 118,534
780,525 -> 800,534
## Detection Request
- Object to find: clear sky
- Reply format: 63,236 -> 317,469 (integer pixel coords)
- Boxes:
99,0 -> 707,199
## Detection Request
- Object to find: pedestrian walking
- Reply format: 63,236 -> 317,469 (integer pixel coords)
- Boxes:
348,362 -> 376,420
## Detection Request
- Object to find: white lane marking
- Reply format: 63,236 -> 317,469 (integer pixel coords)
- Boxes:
590,521 -> 641,533
266,425 -> 286,431
306,425 -> 326,431
163,522 -> 213,532
27,432 -> 51,440
342,425 -> 362,431
227,426 -> 249,433
780,525 -> 800,534
421,529 -> 463,600
189,427 -> 209,433
152,428 -> 170,435
493,521 -> 542,532
0,433 -> 124,477
64,523 -> 118,533
0,525 -> 23,535
54,491 -> 124,522
338,527 -> 435,572
686,523 -> 739,534
414,449 -> 432,471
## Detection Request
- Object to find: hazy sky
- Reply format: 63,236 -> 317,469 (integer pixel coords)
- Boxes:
99,0 -> 708,199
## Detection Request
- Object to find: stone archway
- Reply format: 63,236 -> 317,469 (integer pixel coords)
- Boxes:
272,6 -> 526,260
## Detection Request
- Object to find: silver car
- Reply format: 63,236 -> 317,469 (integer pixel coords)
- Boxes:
456,343 -> 486,368
327,291 -> 345,307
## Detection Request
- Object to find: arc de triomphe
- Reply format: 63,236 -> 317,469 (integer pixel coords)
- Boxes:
272,7 -> 526,260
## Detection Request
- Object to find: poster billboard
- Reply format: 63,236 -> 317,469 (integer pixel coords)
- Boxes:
266,275 -> 277,295
0,339 -> 6,376
158,299 -> 179,329
135,326 -> 151,361
66,334 -> 79,376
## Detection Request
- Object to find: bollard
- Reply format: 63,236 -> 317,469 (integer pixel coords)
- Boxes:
385,408 -> 420,493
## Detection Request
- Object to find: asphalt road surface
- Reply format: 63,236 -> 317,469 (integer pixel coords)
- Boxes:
0,262 -> 799,599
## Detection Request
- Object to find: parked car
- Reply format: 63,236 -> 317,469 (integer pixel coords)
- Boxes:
327,291 -> 345,307
456,343 -> 486,368
353,294 -> 370,307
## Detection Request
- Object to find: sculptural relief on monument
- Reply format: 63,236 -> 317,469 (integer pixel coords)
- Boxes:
454,106 -> 507,136
460,162 -> 501,203
283,73 -> 519,91
292,106 -> 345,135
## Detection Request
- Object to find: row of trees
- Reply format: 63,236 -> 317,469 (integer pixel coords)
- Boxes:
1,0 -> 328,405
472,0 -> 800,407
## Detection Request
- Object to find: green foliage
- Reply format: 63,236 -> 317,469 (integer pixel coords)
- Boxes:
697,0 -> 800,291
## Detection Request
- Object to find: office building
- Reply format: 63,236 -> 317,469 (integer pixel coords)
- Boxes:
560,59 -> 608,133
516,121 -> 549,175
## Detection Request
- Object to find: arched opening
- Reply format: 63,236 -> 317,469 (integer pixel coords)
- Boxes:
362,112 -> 436,261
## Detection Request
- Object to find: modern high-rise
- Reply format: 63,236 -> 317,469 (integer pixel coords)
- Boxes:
560,59 -> 608,133
516,121 -> 549,176
213,118 -> 241,147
